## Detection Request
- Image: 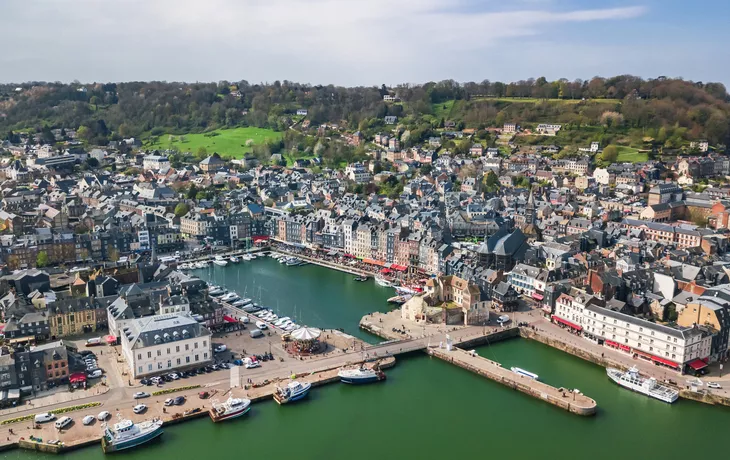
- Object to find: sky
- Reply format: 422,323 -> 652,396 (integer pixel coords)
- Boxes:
1,0 -> 728,86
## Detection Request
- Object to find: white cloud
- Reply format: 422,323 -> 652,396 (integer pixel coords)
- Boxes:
0,0 -> 648,84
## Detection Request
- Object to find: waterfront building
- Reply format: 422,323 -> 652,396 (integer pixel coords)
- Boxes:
120,313 -> 212,378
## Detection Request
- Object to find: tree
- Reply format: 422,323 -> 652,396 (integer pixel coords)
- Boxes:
90,96 -> 100,109
77,126 -> 92,142
602,145 -> 619,163
86,157 -> 99,168
36,251 -> 50,268
186,184 -> 199,200
483,170 -> 500,192
174,202 -> 190,217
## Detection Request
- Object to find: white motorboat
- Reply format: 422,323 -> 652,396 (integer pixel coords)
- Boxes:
274,317 -> 291,327
230,299 -> 248,307
242,254 -> 254,261
607,366 -> 678,403
338,366 -> 386,384
209,397 -> 251,422
221,293 -> 239,302
213,256 -> 228,267
374,276 -> 393,287
101,418 -> 163,453
208,287 -> 226,297
229,256 -> 240,264
511,367 -> 539,380
273,381 -> 311,404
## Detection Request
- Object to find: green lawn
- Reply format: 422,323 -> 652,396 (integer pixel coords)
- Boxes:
146,127 -> 282,158
283,152 -> 316,167
616,146 -> 648,163
474,97 -> 621,105
432,100 -> 456,119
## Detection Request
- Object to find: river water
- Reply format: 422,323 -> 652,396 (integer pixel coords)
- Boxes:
8,258 -> 729,459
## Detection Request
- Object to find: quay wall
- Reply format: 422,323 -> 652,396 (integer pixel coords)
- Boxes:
430,348 -> 597,416
678,389 -> 730,407
273,248 -> 371,277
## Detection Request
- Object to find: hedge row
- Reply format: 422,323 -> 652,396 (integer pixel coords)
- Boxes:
1,401 -> 102,425
152,385 -> 200,396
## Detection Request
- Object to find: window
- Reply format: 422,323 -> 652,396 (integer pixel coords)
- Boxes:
176,346 -> 180,353
203,341 -> 207,347
148,364 -> 153,371
185,344 -> 189,351
138,354 -> 142,360
194,342 -> 198,349
167,360 -> 171,368
204,352 -> 208,359
195,354 -> 199,361
147,352 -> 152,359
138,366 -> 143,374
186,357 -> 190,363
158,362 -> 163,369
157,350 -> 161,357
167,348 -> 171,355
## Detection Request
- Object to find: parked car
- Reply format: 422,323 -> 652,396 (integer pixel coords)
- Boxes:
82,415 -> 95,426
87,369 -> 103,379
168,372 -> 180,380
34,413 -> 56,424
198,391 -> 210,399
133,404 -> 147,414
214,345 -> 227,353
708,382 -> 722,389
164,398 -> 175,406
55,416 -> 73,430
97,411 -> 110,421
174,396 -> 186,405
133,392 -> 150,399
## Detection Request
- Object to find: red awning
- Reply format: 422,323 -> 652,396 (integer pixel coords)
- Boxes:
343,254 -> 355,258
652,356 -> 680,369
532,293 -> 544,301
252,236 -> 270,243
223,315 -> 237,323
688,359 -> 708,371
619,344 -> 631,352
605,340 -> 619,347
551,315 -> 583,331
105,335 -> 116,344
69,373 -> 87,384
380,268 -> 392,274
391,264 -> 408,272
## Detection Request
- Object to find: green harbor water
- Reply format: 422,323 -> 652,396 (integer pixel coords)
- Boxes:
7,258 -> 729,460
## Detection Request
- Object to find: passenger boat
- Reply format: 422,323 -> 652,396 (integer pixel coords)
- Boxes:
338,366 -> 386,385
273,381 -> 311,404
607,366 -> 678,403
209,397 -> 251,422
353,276 -> 369,282
510,367 -> 539,380
229,256 -> 240,264
101,418 -> 163,453
375,276 -> 393,287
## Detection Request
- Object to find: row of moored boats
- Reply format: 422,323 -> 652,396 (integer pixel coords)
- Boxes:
103,365 -> 385,453
179,253 -> 259,270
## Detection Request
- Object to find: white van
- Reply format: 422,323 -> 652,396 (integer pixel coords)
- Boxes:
249,329 -> 263,338
255,321 -> 268,330
35,413 -> 56,424
55,416 -> 72,430
240,316 -> 250,325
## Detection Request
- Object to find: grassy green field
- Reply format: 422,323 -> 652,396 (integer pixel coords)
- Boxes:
146,127 -> 282,158
432,100 -> 456,119
282,152 -> 316,167
616,146 -> 648,162
474,97 -> 621,104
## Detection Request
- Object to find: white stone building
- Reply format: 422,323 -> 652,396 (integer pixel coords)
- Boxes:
119,314 -> 212,378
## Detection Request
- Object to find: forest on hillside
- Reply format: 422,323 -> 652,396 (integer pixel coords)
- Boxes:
0,76 -> 728,147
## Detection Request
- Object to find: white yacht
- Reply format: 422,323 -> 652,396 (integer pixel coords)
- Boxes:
607,366 -> 679,403
209,397 -> 251,422
213,256 -> 228,267
229,256 -> 240,263
374,275 -> 393,287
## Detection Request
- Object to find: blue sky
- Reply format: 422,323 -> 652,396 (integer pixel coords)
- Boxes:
0,0 -> 727,85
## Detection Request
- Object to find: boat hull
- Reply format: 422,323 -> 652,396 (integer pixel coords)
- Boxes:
340,375 -> 383,385
209,405 -> 251,422
274,389 -> 310,404
102,426 -> 163,453
607,369 -> 678,404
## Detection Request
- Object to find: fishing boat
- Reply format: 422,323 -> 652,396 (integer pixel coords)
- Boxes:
229,256 -> 240,263
374,276 -> 393,287
273,381 -> 311,404
607,366 -> 678,403
511,367 -> 539,380
338,366 -> 386,385
101,418 -> 163,453
209,397 -> 251,422
353,276 -> 369,282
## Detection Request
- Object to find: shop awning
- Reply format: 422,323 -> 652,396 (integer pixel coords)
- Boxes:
223,315 -> 237,323
252,236 -> 270,243
380,268 -> 392,274
532,293 -> 544,301
344,253 -> 355,258
619,344 -> 630,352
652,356 -> 679,369
363,258 -> 385,267
391,264 -> 408,272
688,359 -> 708,371
551,315 -> 582,331
605,340 -> 619,347
69,373 -> 87,384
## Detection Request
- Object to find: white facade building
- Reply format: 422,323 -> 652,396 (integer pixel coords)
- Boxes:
142,155 -> 170,171
119,314 -> 212,378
